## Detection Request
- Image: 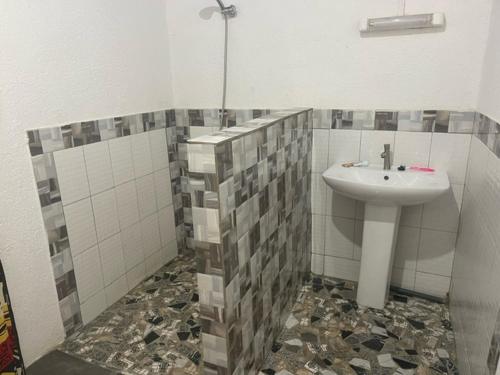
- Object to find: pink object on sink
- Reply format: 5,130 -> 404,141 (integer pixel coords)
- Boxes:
409,166 -> 435,172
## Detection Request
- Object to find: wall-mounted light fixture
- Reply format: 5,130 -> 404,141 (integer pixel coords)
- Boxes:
360,13 -> 445,35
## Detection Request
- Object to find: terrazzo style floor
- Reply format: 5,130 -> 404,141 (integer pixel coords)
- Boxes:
260,277 -> 458,375
61,255 -> 458,375
61,254 -> 201,374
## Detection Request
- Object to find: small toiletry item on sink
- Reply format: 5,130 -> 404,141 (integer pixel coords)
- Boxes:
409,165 -> 435,172
397,165 -> 406,171
353,161 -> 369,167
342,161 -> 369,168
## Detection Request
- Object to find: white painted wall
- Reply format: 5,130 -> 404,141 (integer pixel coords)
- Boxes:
0,0 -> 173,365
477,0 -> 500,120
166,0 -> 492,110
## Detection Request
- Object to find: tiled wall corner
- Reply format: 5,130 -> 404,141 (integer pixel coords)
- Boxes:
28,111 -> 179,335
188,109 -> 312,374
312,109 -> 475,133
450,112 -> 500,375
174,109 -> 272,252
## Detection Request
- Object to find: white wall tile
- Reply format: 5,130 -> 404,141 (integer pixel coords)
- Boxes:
136,174 -> 157,219
121,222 -> 144,271
154,168 -> 173,209
162,241 -> 178,264
54,147 -> 90,205
359,130 -> 395,165
83,142 -> 114,195
115,180 -> 140,229
415,271 -> 450,297
141,213 -> 162,258
312,129 -> 330,172
148,129 -> 169,171
312,214 -> 325,254
391,267 -> 415,290
324,216 -> 355,258
158,205 -> 176,247
131,132 -> 153,178
324,256 -> 360,281
73,245 -> 104,302
109,136 -> 134,186
429,133 -> 472,185
393,132 -> 432,167
326,189 -> 356,218
80,290 -> 107,325
98,233 -> 126,286
91,189 -> 120,242
145,249 -> 164,276
311,254 -> 324,275
328,130 -> 361,165
422,184 -> 463,233
394,226 -> 420,270
311,173 -> 327,215
126,262 -> 146,290
466,136 -> 490,195
64,198 -> 97,255
105,275 -> 128,307
417,229 -> 456,277
445,138 -> 500,371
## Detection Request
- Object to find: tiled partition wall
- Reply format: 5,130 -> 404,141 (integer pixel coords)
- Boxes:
173,109 -> 271,250
188,109 -> 312,374
311,110 -> 474,298
450,114 -> 500,374
28,113 -> 179,335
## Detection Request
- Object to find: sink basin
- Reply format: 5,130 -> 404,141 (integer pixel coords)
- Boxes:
322,164 -> 450,309
322,164 -> 450,206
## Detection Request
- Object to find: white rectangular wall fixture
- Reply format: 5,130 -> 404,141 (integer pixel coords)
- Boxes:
360,13 -> 445,34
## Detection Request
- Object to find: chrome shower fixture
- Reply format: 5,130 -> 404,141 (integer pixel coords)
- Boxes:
215,0 -> 237,17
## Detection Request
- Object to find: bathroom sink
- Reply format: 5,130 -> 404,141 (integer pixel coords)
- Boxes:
322,164 -> 450,206
322,163 -> 450,310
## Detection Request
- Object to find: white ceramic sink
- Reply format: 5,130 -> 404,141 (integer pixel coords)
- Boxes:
322,164 -> 450,206
322,163 -> 450,310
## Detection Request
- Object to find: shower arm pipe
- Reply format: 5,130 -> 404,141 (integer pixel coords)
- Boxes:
219,14 -> 229,130
215,0 -> 237,17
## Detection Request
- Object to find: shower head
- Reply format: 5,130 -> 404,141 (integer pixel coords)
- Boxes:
214,0 -> 237,17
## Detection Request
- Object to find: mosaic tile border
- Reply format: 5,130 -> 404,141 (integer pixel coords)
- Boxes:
312,109 -> 476,133
474,112 -> 500,158
31,152 -> 83,335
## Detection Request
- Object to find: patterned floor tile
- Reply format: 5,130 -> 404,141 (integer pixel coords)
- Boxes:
260,276 -> 458,375
61,258 -> 458,375
60,255 -> 201,374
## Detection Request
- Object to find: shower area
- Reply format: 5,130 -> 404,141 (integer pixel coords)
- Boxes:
28,107 -> 315,374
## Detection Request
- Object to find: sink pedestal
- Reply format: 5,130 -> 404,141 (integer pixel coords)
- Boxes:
357,203 -> 401,309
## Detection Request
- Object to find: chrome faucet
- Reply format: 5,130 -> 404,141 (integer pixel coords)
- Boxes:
380,144 -> 391,170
